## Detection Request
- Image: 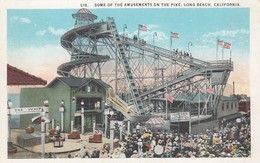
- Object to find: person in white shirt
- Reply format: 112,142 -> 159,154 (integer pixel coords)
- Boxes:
137,139 -> 143,155
136,123 -> 141,133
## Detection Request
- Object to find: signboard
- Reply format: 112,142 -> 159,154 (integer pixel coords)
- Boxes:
9,106 -> 47,115
170,113 -> 179,121
179,112 -> 190,121
170,112 -> 190,122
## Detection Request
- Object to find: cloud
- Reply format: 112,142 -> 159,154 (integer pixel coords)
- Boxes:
147,24 -> 158,29
20,17 -> 31,24
12,16 -> 31,24
36,30 -> 47,36
199,29 -> 249,48
125,24 -> 168,48
202,29 -> 249,38
8,44 -> 69,83
48,26 -> 66,36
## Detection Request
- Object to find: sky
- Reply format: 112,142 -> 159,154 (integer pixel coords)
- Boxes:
7,8 -> 250,95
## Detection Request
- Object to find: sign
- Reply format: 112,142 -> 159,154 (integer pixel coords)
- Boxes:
170,112 -> 190,122
9,106 -> 47,115
170,113 -> 179,121
179,112 -> 190,120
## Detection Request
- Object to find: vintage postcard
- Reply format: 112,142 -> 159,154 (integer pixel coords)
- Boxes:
1,0 -> 259,163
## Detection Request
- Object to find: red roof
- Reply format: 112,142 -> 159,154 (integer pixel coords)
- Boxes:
7,64 -> 47,86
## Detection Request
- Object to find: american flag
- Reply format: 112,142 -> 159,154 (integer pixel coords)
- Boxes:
217,39 -> 224,46
166,93 -> 174,103
139,24 -> 147,31
171,32 -> 179,38
223,42 -> 231,49
199,89 -> 207,94
207,87 -> 215,94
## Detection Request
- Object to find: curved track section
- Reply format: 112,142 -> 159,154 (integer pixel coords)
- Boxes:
58,22 -> 111,77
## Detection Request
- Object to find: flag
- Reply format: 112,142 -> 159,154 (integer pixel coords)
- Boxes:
199,89 -> 207,94
217,39 -> 224,46
207,87 -> 215,94
166,93 -> 174,103
139,24 -> 147,31
171,32 -> 179,38
223,42 -> 231,49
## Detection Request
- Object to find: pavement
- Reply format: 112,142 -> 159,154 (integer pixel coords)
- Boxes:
11,129 -> 111,155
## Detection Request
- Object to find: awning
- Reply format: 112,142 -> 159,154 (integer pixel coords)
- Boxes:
32,116 -> 51,124
145,117 -> 165,125
219,112 -> 242,121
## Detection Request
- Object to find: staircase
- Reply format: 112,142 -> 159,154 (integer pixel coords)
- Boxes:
107,17 -> 143,114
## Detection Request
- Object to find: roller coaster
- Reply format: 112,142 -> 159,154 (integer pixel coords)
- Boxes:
58,9 -> 233,120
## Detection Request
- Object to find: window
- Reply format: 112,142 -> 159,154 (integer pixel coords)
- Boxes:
81,86 -> 86,92
226,102 -> 229,109
92,86 -> 96,93
222,103 -> 224,111
87,86 -> 91,92
231,102 -> 233,109
76,97 -> 102,111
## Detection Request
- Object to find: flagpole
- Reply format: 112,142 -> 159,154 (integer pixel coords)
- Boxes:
230,49 -> 232,61
137,24 -> 140,41
166,79 -> 168,119
198,90 -> 200,117
216,37 -> 218,61
222,46 -> 224,60
170,32 -> 172,51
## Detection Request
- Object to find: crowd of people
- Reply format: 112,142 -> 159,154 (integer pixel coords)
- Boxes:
49,115 -> 250,159
173,49 -> 193,61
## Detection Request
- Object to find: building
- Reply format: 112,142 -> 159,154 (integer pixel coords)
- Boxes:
238,98 -> 250,113
7,64 -> 47,154
217,95 -> 240,126
7,64 -> 47,86
20,77 -> 111,133
7,64 -> 48,129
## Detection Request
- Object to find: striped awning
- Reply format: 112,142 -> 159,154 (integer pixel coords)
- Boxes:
145,117 -> 165,125
32,116 -> 51,124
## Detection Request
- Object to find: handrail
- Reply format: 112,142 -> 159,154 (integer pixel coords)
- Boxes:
120,36 -> 211,68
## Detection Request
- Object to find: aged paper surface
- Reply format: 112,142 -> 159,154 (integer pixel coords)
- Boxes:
0,0 -> 259,163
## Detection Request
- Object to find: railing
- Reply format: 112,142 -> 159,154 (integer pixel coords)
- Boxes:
208,60 -> 234,70
120,36 -> 211,68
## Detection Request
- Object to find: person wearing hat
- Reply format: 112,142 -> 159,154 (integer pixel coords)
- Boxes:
131,150 -> 138,158
136,123 -> 141,133
55,124 -> 61,138
137,138 -> 143,155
